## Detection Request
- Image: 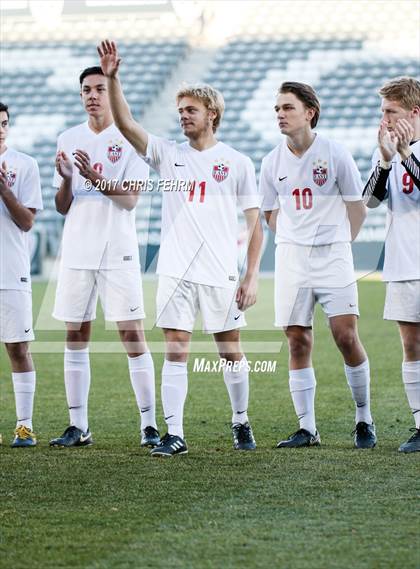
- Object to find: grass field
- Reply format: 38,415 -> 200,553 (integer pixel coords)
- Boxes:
0,279 -> 419,569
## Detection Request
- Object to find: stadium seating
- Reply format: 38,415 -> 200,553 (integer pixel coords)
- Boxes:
2,0 -> 418,269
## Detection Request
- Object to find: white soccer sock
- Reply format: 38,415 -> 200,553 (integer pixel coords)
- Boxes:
402,361 -> 420,429
128,352 -> 157,430
344,359 -> 373,424
12,371 -> 36,430
223,356 -> 249,425
64,347 -> 90,433
162,360 -> 188,439
289,368 -> 317,435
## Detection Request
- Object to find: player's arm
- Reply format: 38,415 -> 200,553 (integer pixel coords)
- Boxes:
345,200 -> 367,241
0,162 -> 35,231
236,208 -> 263,311
264,209 -> 278,232
55,151 -> 74,215
98,40 -> 148,156
396,118 -> 420,191
73,150 -> 138,210
363,121 -> 396,208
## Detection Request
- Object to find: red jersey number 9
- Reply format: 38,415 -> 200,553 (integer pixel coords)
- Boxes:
402,172 -> 414,194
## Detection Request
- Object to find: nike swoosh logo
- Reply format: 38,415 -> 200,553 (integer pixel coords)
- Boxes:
279,176 -> 287,181
234,315 -> 241,321
130,306 -> 139,312
175,163 -> 185,167
79,433 -> 91,443
164,415 -> 175,421
349,304 -> 356,307
237,410 -> 247,414
25,328 -> 31,333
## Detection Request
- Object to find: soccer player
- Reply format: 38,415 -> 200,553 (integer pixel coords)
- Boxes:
49,67 -> 159,448
0,102 -> 43,447
363,77 -> 420,453
261,82 -> 376,449
97,40 -> 263,457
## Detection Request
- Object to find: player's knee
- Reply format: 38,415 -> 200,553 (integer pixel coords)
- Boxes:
286,330 -> 312,359
334,329 -> 357,354
5,342 -> 30,366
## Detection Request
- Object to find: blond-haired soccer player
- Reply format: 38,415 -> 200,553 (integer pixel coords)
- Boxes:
49,67 -> 159,449
363,76 -> 420,453
261,82 -> 376,449
0,102 -> 43,447
98,40 -> 263,457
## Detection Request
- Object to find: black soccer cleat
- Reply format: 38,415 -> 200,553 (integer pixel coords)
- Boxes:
140,426 -> 160,448
232,422 -> 256,450
49,426 -> 93,448
150,433 -> 188,457
277,428 -> 321,448
398,428 -> 420,453
352,422 -> 377,449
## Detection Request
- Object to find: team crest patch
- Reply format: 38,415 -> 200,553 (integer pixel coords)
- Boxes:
6,168 -> 17,188
107,141 -> 123,164
313,160 -> 328,187
212,160 -> 229,183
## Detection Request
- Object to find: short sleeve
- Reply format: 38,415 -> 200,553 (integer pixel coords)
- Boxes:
141,133 -> 175,175
123,148 -> 150,181
259,156 -> 279,211
20,158 -> 43,211
336,146 -> 363,201
237,156 -> 260,211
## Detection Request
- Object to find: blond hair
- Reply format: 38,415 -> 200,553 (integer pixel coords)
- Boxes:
176,83 -> 225,132
379,76 -> 420,110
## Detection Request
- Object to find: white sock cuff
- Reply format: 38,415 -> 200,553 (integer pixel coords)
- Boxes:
12,371 -> 36,392
163,359 -> 188,375
402,360 -> 420,383
223,356 -> 248,382
344,359 -> 370,386
289,368 -> 316,391
65,347 -> 90,365
128,351 -> 153,369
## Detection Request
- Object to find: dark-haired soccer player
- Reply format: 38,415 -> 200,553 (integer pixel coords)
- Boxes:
98,40 -> 263,457
261,82 -> 376,449
49,67 -> 159,448
363,76 -> 420,453
0,102 -> 43,447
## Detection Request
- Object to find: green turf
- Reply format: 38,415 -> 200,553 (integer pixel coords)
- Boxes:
1,279 -> 418,569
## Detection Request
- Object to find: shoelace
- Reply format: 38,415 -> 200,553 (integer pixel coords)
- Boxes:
14,425 -> 33,439
351,423 -> 370,436
237,424 -> 252,442
406,427 -> 420,442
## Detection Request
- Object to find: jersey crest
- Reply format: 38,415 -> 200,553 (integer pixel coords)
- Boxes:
6,168 -> 17,188
107,141 -> 123,164
313,160 -> 328,187
212,161 -> 229,183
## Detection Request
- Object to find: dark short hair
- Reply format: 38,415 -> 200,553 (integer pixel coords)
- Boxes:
79,66 -> 105,86
278,82 -> 321,128
0,102 -> 10,119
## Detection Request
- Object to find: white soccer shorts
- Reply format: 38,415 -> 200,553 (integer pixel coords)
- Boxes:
274,242 -> 359,328
384,280 -> 420,323
53,267 -> 145,322
0,289 -> 34,343
156,276 -> 246,333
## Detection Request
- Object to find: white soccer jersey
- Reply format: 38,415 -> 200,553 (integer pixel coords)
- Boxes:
370,143 -> 420,282
260,134 -> 363,245
53,121 -> 149,269
0,147 -> 43,291
143,135 -> 260,288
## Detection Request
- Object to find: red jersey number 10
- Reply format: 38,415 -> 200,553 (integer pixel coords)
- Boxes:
292,187 -> 313,210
